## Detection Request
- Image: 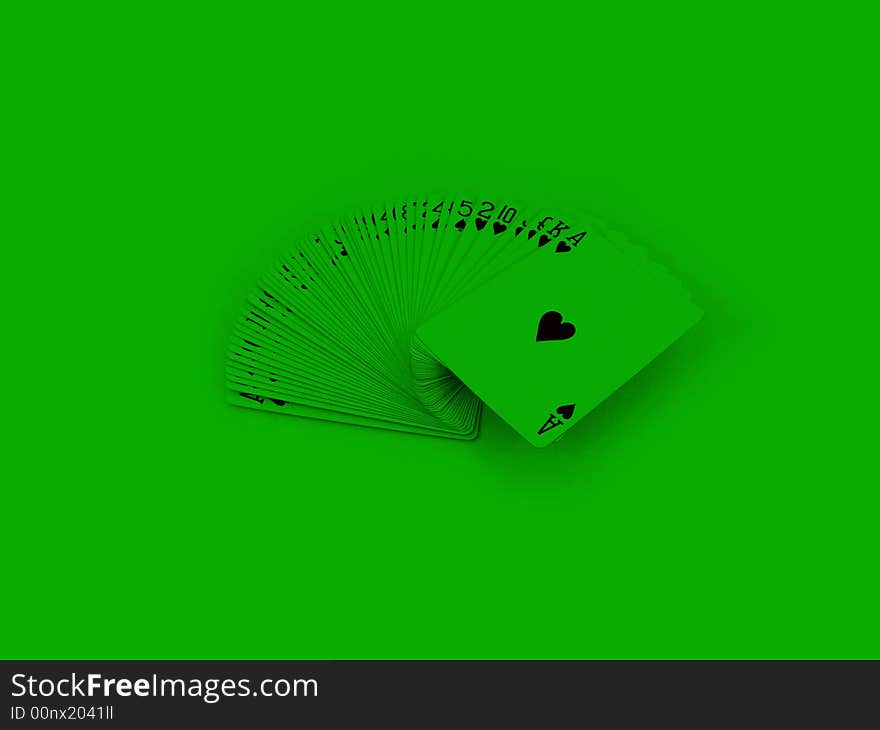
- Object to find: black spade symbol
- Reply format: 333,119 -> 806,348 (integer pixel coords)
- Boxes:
475,218 -> 487,231
493,221 -> 507,235
556,404 -> 576,420
555,240 -> 571,253
536,310 -> 576,342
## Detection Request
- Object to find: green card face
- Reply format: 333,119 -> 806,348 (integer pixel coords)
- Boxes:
415,234 -> 703,447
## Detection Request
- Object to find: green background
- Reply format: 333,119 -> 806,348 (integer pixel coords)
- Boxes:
3,5 -> 876,658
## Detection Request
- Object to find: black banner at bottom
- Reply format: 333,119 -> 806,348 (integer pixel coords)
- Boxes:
3,660 -> 876,727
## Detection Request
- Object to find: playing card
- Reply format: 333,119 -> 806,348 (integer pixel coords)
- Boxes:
415,230 -> 703,446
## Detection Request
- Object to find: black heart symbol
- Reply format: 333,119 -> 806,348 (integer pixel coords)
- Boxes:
527,229 -> 537,240
455,219 -> 466,231
475,218 -> 487,231
493,221 -> 507,235
555,241 -> 571,253
537,234 -> 551,247
536,310 -> 576,342
431,219 -> 439,229
556,404 -> 576,420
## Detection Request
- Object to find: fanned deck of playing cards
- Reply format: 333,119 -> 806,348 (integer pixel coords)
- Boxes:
226,194 -> 702,446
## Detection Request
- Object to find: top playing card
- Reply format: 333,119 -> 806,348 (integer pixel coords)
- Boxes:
414,230 -> 703,447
